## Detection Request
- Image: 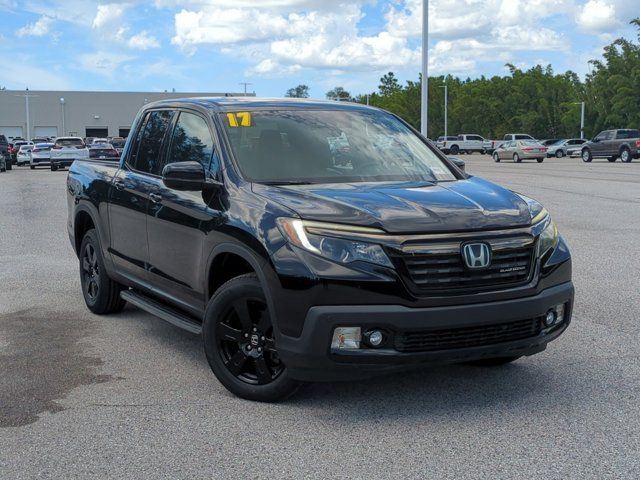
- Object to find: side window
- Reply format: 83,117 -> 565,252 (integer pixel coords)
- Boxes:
168,112 -> 219,174
134,110 -> 172,175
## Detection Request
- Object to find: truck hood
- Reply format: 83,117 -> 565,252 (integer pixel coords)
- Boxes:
252,177 -> 532,234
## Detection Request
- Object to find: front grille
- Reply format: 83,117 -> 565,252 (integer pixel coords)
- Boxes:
395,317 -> 542,353
396,244 -> 534,293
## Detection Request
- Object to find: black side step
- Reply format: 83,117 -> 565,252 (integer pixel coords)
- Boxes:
120,290 -> 202,335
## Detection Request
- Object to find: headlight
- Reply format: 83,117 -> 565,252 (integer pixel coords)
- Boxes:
537,218 -> 558,256
277,218 -> 393,268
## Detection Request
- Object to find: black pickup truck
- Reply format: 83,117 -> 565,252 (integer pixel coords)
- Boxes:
67,98 -> 574,401
580,128 -> 640,162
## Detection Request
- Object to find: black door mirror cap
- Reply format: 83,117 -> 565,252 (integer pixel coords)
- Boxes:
162,161 -> 205,191
448,156 -> 466,172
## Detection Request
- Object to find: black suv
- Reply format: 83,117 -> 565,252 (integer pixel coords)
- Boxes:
581,129 -> 640,162
66,98 -> 574,401
0,135 -> 9,171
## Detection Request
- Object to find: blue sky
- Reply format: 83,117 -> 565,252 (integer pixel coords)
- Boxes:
0,0 -> 638,97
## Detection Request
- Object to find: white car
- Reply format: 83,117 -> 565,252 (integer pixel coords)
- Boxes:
50,137 -> 89,171
16,144 -> 34,166
30,143 -> 54,169
546,138 -> 587,158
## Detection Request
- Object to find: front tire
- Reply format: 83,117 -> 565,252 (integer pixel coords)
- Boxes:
493,152 -> 500,163
203,274 -> 302,402
513,153 -> 521,163
555,150 -> 564,158
581,148 -> 592,162
51,164 -> 58,171
79,229 -> 126,314
30,165 -> 35,170
607,156 -> 617,163
450,145 -> 460,155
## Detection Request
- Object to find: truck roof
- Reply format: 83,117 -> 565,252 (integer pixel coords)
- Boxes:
143,97 -> 378,112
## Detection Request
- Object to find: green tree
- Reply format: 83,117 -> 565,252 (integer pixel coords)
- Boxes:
285,84 -> 310,98
378,72 -> 402,96
326,86 -> 352,102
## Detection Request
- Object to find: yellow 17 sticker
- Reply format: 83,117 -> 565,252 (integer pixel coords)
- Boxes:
227,112 -> 252,127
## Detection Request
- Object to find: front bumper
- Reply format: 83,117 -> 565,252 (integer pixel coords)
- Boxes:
277,281 -> 574,382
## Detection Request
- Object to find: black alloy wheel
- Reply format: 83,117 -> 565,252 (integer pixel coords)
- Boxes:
203,274 -> 302,401
217,296 -> 283,386
82,243 -> 100,303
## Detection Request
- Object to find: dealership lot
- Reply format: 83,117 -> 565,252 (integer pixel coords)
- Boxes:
1,156 -> 639,478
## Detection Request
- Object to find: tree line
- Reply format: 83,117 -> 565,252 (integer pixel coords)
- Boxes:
285,18 -> 640,140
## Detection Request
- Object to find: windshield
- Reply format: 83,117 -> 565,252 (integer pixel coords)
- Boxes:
221,109 -> 456,184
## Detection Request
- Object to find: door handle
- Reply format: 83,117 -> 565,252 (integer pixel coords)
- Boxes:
113,179 -> 125,191
149,192 -> 162,204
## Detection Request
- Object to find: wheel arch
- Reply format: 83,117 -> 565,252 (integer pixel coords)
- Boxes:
73,205 -> 99,256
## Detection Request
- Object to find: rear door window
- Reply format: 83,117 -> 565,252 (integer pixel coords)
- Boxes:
616,129 -> 640,139
132,110 -> 173,175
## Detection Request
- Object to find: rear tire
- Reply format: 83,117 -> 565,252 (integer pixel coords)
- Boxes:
79,229 -> 126,314
203,273 -> 302,402
30,165 -> 35,170
51,164 -> 58,171
450,145 -> 460,155
581,148 -> 592,163
493,152 -> 500,163
536,157 -> 544,163
555,150 -> 564,158
466,356 -> 521,366
513,153 -> 521,163
620,147 -> 632,163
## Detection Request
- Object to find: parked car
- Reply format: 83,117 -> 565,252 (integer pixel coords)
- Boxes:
540,139 -> 561,146
503,133 -> 536,142
440,134 -> 487,154
50,137 -> 89,171
9,140 -> 33,163
31,137 -> 50,144
88,143 -> 120,160
66,97 -> 573,402
110,138 -> 126,154
580,129 -> 640,163
435,136 -> 458,151
16,144 -> 34,166
0,134 -> 9,171
546,139 -> 587,158
30,143 -> 54,169
91,137 -> 109,144
483,139 -> 504,154
493,140 -> 547,162
0,153 -> 6,172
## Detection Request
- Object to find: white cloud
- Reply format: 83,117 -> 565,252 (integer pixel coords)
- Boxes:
575,0 -> 618,32
78,51 -> 134,77
128,31 -> 160,49
16,16 -> 53,37
92,3 -> 127,28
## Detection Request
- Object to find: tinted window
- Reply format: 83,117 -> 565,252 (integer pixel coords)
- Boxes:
616,129 -> 640,139
55,138 -> 84,147
222,109 -> 456,184
595,131 -> 613,141
134,110 -> 172,175
168,112 -> 218,173
515,134 -> 532,140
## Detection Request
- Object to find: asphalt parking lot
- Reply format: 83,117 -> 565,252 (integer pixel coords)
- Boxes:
1,155 -> 640,479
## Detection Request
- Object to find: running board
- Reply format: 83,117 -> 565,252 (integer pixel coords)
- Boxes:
120,290 -> 202,335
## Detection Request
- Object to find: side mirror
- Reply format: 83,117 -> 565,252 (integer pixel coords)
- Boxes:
162,161 -> 205,191
448,156 -> 465,172
591,138 -> 599,143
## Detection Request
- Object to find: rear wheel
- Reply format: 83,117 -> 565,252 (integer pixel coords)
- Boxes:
513,153 -> 521,163
555,150 -> 564,158
466,356 -> 521,366
581,148 -> 592,163
79,229 -> 126,314
51,164 -> 58,171
493,152 -> 500,163
450,145 -> 460,155
536,157 -> 544,163
620,147 -> 632,163
30,165 -> 35,170
203,274 -> 302,402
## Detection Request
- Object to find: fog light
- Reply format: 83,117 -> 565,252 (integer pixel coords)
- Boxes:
544,310 -> 556,327
331,327 -> 361,350
367,330 -> 384,347
555,303 -> 565,323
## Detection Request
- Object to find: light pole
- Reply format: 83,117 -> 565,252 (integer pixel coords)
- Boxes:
573,101 -> 585,138
440,84 -> 448,138
15,89 -> 38,140
60,97 -> 66,136
420,0 -> 429,137
239,82 -> 253,95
